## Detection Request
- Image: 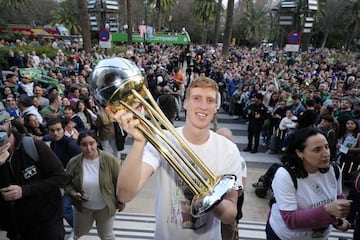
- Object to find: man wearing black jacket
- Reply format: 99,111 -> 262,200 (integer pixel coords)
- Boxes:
0,125 -> 66,240
243,93 -> 268,153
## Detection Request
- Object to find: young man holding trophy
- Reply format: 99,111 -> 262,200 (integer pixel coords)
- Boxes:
91,57 -> 246,239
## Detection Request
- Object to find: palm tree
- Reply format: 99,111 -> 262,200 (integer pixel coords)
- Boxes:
148,0 -> 177,32
242,6 -> 269,46
222,0 -> 234,56
194,0 -> 217,44
50,1 -> 81,35
344,0 -> 360,50
0,0 -> 28,9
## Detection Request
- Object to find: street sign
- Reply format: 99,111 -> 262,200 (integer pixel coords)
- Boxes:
98,28 -> 110,41
99,33 -> 112,49
285,44 -> 300,52
287,31 -> 301,44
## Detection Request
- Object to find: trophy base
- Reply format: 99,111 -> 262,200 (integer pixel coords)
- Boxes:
190,174 -> 237,218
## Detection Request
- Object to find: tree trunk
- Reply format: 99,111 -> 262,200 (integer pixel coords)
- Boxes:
127,0 -> 133,44
78,0 -> 91,53
344,22 -> 356,50
222,0 -> 234,56
320,31 -> 329,49
213,0 -> 222,45
201,19 -> 208,44
156,0 -> 162,32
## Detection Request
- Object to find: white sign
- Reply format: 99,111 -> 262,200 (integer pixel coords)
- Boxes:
99,41 -> 111,48
99,35 -> 112,49
285,44 -> 300,52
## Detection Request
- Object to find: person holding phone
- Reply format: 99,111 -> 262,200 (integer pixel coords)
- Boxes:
65,131 -> 124,240
0,124 -> 66,240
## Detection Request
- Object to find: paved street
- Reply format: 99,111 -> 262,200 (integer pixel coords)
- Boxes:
64,112 -> 353,239
1,112 -> 354,239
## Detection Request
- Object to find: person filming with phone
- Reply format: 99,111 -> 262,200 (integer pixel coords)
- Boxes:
0,123 -> 67,240
65,131 -> 124,240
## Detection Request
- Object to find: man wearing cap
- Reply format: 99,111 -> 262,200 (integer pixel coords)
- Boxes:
243,93 -> 268,153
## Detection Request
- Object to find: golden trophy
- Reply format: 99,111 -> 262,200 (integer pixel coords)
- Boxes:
90,57 -> 236,217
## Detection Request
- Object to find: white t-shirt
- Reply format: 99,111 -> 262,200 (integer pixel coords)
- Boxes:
269,167 -> 342,240
143,127 -> 246,240
82,157 -> 106,210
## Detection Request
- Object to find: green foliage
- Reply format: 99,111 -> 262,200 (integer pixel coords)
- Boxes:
0,45 -> 58,70
0,31 -> 29,42
50,0 -> 81,35
325,32 -> 346,49
193,0 -> 217,23
0,0 -> 28,10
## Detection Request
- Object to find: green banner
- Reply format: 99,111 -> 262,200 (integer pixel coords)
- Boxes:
111,32 -> 190,45
19,68 -> 64,96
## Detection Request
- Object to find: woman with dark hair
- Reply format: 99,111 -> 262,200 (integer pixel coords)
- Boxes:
266,128 -> 352,240
76,100 -> 94,131
63,105 -> 85,132
268,92 -> 280,112
65,131 -> 124,239
23,113 -> 48,141
337,118 -> 360,184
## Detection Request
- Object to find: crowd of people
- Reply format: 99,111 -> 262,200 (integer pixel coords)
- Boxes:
0,40 -> 359,239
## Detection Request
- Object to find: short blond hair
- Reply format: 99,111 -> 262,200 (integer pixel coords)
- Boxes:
185,76 -> 218,100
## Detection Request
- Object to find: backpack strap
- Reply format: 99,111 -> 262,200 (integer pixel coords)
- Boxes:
282,165 -> 298,189
330,161 -> 340,180
21,136 -> 39,162
326,129 -> 334,138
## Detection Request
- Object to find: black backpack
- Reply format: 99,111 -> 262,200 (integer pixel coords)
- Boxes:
268,162 -> 340,206
0,136 -> 39,232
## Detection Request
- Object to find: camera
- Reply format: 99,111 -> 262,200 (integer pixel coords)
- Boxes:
0,132 -> 9,147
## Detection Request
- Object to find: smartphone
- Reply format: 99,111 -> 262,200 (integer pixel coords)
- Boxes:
80,193 -> 90,201
0,132 -> 9,147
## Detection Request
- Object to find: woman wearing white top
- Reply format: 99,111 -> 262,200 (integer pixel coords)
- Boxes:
65,132 -> 124,240
267,128 -> 351,240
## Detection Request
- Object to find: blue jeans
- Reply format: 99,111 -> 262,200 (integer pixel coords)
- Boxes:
63,194 -> 74,227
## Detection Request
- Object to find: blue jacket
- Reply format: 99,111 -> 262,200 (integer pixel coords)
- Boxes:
50,136 -> 82,168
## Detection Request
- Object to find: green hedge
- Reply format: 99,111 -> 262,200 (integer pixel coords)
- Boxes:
0,45 -> 58,70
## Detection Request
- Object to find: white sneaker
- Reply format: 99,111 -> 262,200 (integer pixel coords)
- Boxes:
281,147 -> 286,152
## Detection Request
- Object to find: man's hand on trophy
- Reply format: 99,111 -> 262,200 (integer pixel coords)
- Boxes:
111,109 -> 146,143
